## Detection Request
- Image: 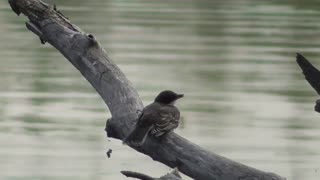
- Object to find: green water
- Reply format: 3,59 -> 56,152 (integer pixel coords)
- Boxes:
1,0 -> 320,179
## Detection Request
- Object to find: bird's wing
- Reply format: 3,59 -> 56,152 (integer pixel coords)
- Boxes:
136,103 -> 161,126
150,106 -> 180,137
296,53 -> 320,95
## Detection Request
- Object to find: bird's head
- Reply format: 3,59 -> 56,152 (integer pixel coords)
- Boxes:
154,90 -> 184,105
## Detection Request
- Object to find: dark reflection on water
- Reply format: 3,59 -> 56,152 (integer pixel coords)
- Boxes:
1,0 -> 320,179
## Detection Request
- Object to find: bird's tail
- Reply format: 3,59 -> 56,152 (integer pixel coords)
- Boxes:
123,125 -> 153,146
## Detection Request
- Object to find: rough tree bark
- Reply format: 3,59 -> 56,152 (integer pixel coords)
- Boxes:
8,0 -> 286,180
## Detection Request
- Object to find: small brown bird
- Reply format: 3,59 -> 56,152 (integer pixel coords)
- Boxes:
123,90 -> 183,146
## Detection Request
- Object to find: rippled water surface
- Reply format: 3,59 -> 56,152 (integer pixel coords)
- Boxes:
1,0 -> 320,179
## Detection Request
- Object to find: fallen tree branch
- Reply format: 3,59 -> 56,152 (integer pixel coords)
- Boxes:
121,169 -> 182,180
121,171 -> 154,180
8,0 -> 286,180
296,53 -> 320,113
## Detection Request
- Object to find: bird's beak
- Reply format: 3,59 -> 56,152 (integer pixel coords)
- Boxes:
177,94 -> 184,99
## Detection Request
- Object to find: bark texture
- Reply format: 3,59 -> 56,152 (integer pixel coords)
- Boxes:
9,0 -> 286,180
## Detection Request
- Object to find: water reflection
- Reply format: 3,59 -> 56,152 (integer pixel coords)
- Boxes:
1,0 -> 320,179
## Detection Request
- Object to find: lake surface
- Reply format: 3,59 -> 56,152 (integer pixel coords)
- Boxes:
1,0 -> 320,179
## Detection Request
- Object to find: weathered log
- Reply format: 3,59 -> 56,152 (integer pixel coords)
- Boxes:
8,0 -> 286,180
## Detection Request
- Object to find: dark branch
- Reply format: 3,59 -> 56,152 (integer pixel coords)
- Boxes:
296,53 -> 320,113
121,171 -> 154,180
9,0 -> 286,180
121,169 -> 182,180
296,53 -> 320,95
